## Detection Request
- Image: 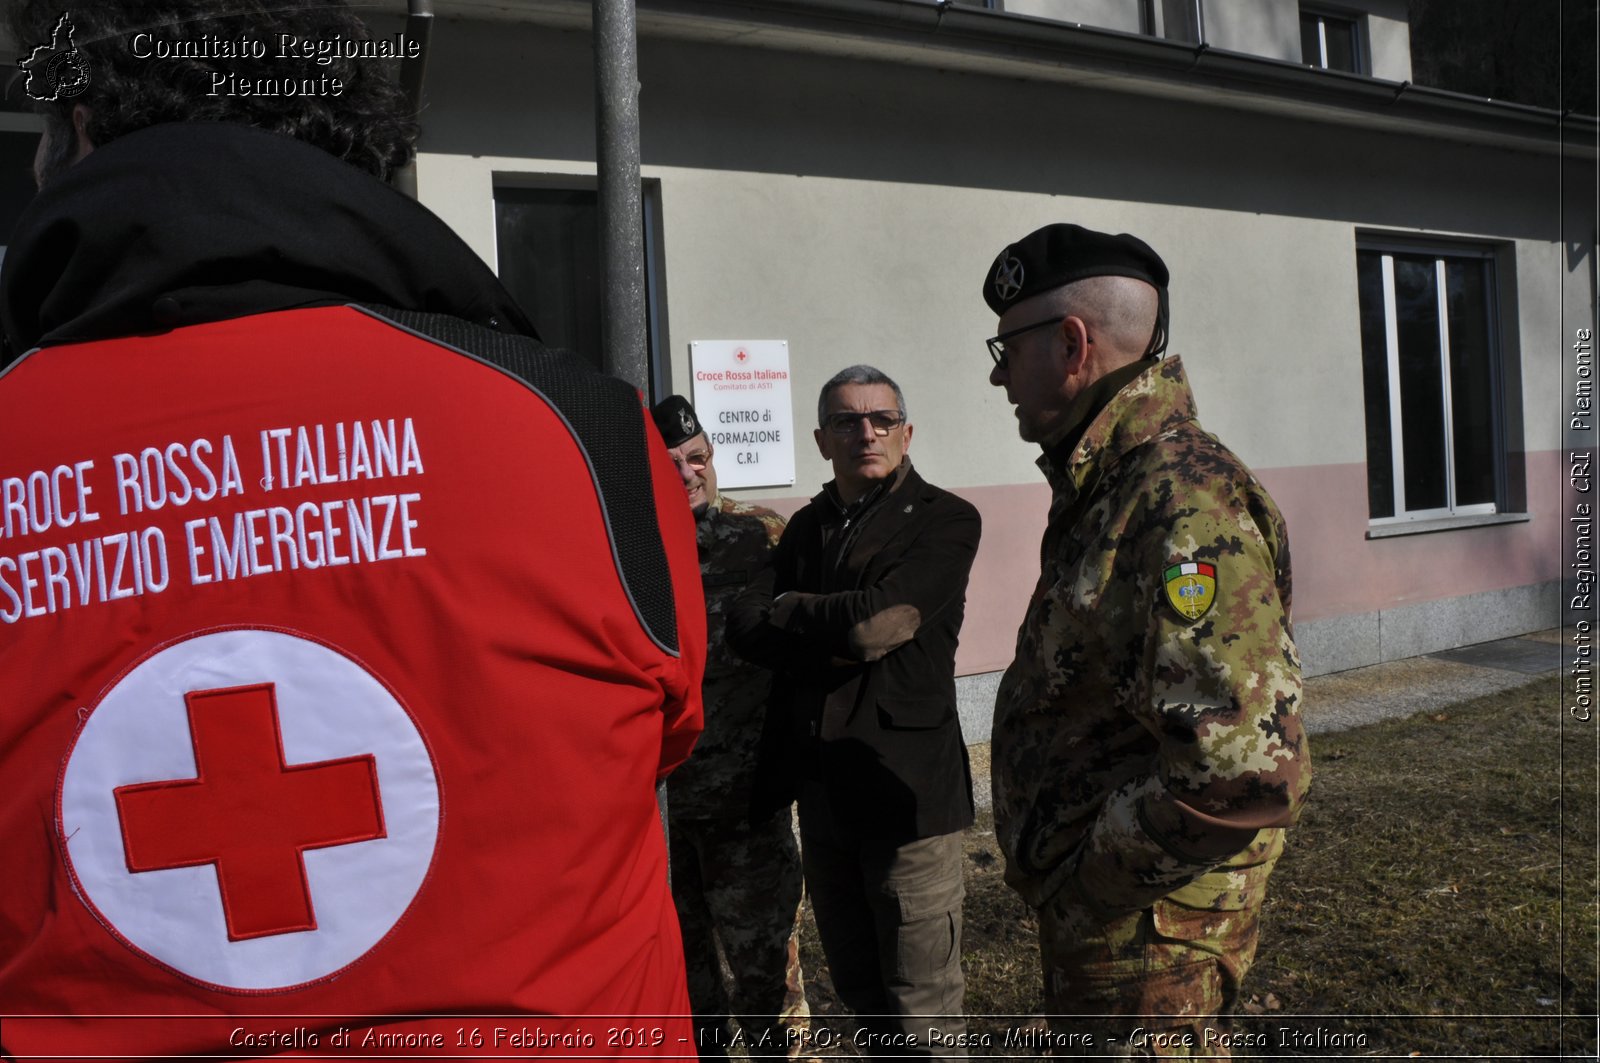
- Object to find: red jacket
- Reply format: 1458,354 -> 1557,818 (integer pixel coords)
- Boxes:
0,125 -> 704,1059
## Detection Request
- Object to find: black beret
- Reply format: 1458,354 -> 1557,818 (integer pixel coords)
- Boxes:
651,395 -> 705,448
983,223 -> 1169,316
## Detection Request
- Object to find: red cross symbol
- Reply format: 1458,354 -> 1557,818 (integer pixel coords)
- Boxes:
735,349 -> 748,362
114,683 -> 386,942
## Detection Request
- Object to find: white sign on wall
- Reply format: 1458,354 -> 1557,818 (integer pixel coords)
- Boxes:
689,340 -> 795,490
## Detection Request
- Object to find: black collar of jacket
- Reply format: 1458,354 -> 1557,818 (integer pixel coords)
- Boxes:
818,458 -> 913,523
0,121 -> 538,360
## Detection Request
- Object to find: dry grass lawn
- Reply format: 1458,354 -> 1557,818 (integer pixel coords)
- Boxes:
791,676 -> 1597,1058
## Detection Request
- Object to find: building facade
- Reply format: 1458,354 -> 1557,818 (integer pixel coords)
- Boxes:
6,0 -> 1595,729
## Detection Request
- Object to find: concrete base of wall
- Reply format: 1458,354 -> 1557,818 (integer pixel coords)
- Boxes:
954,581 -> 1562,737
1295,580 -> 1562,677
955,670 -> 1002,743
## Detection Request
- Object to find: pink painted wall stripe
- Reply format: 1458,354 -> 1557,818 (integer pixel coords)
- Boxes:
744,450 -> 1564,676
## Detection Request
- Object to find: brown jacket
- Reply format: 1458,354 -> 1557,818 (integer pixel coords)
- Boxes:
728,462 -> 980,840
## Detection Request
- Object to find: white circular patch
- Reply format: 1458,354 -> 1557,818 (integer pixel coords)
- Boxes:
59,628 -> 440,992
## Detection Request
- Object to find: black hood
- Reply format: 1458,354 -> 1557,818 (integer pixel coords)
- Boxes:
1,122 -> 538,360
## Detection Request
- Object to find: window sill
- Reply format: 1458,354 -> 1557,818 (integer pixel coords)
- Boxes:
1365,512 -> 1531,540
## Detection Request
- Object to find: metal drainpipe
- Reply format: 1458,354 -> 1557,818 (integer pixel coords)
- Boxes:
390,0 -> 434,199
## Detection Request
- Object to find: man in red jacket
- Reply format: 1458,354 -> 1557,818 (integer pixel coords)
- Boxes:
0,1 -> 704,1057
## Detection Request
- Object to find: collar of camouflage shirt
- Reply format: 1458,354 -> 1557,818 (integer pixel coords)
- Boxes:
1037,356 -> 1197,501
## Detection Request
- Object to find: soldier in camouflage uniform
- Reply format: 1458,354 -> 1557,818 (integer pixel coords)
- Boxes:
980,225 -> 1310,1058
652,396 -> 808,1060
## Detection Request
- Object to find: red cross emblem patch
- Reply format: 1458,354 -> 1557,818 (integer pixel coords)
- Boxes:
59,629 -> 440,993
114,683 -> 387,942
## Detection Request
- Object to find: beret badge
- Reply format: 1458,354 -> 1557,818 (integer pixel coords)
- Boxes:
651,394 -> 705,447
993,255 -> 1025,303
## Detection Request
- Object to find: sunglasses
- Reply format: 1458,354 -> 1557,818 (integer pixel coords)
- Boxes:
670,449 -> 712,471
821,410 -> 906,437
985,315 -> 1067,368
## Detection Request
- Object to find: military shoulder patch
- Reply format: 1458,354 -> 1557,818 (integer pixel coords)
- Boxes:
1163,561 -> 1216,621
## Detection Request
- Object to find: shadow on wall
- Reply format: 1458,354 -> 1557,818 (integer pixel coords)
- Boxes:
409,20 -> 1569,243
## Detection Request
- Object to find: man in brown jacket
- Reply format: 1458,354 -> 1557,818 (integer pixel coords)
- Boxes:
729,365 -> 980,1059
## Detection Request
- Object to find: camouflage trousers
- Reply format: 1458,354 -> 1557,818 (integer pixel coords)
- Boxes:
669,811 -> 808,1060
1034,881 -> 1269,1060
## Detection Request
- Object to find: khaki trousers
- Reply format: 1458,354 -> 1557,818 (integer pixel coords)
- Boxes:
798,781 -> 967,1060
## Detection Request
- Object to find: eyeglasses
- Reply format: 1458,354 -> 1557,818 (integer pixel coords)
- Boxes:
822,410 -> 906,437
671,449 -> 712,471
986,315 -> 1066,368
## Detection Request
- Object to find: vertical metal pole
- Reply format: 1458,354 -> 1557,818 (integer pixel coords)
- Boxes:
593,0 -> 648,391
593,0 -> 669,852
389,0 -> 434,199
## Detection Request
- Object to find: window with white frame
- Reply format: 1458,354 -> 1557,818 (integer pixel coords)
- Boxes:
1300,6 -> 1362,73
1356,243 -> 1503,522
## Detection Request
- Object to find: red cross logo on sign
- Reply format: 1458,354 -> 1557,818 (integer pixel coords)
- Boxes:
61,628 -> 439,992
735,348 -> 748,363
115,683 -> 386,941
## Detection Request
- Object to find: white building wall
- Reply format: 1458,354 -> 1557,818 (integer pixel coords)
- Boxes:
410,17 -> 1580,679
991,0 -> 1411,79
1001,0 -> 1145,33
417,19 -> 1561,468
1202,0 -> 1299,60
1361,0 -> 1414,82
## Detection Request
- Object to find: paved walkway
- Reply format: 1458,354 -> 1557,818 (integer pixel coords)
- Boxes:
967,629 -> 1566,808
1302,627 -> 1563,734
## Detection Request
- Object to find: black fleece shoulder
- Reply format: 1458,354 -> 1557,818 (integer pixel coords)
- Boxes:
351,304 -> 678,656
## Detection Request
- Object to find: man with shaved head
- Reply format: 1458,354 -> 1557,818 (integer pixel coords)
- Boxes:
983,224 -> 1310,1057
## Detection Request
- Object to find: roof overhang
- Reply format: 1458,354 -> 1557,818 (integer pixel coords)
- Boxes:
416,0 -> 1598,159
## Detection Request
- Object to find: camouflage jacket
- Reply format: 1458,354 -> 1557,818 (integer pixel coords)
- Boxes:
991,356 -> 1309,920
669,493 -> 787,820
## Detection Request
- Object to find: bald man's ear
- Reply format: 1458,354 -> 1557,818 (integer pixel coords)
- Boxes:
1060,315 -> 1092,375
72,104 -> 94,156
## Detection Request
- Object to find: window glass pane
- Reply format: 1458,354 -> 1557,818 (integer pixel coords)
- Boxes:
1323,17 -> 1357,72
1,73 -> 38,113
1300,14 -> 1322,65
1393,255 -> 1447,512
1160,0 -> 1202,42
1446,259 -> 1496,506
493,188 -> 601,369
1356,250 -> 1394,518
0,133 -> 39,246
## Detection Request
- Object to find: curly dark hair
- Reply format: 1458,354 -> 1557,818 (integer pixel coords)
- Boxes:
8,0 -> 417,180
